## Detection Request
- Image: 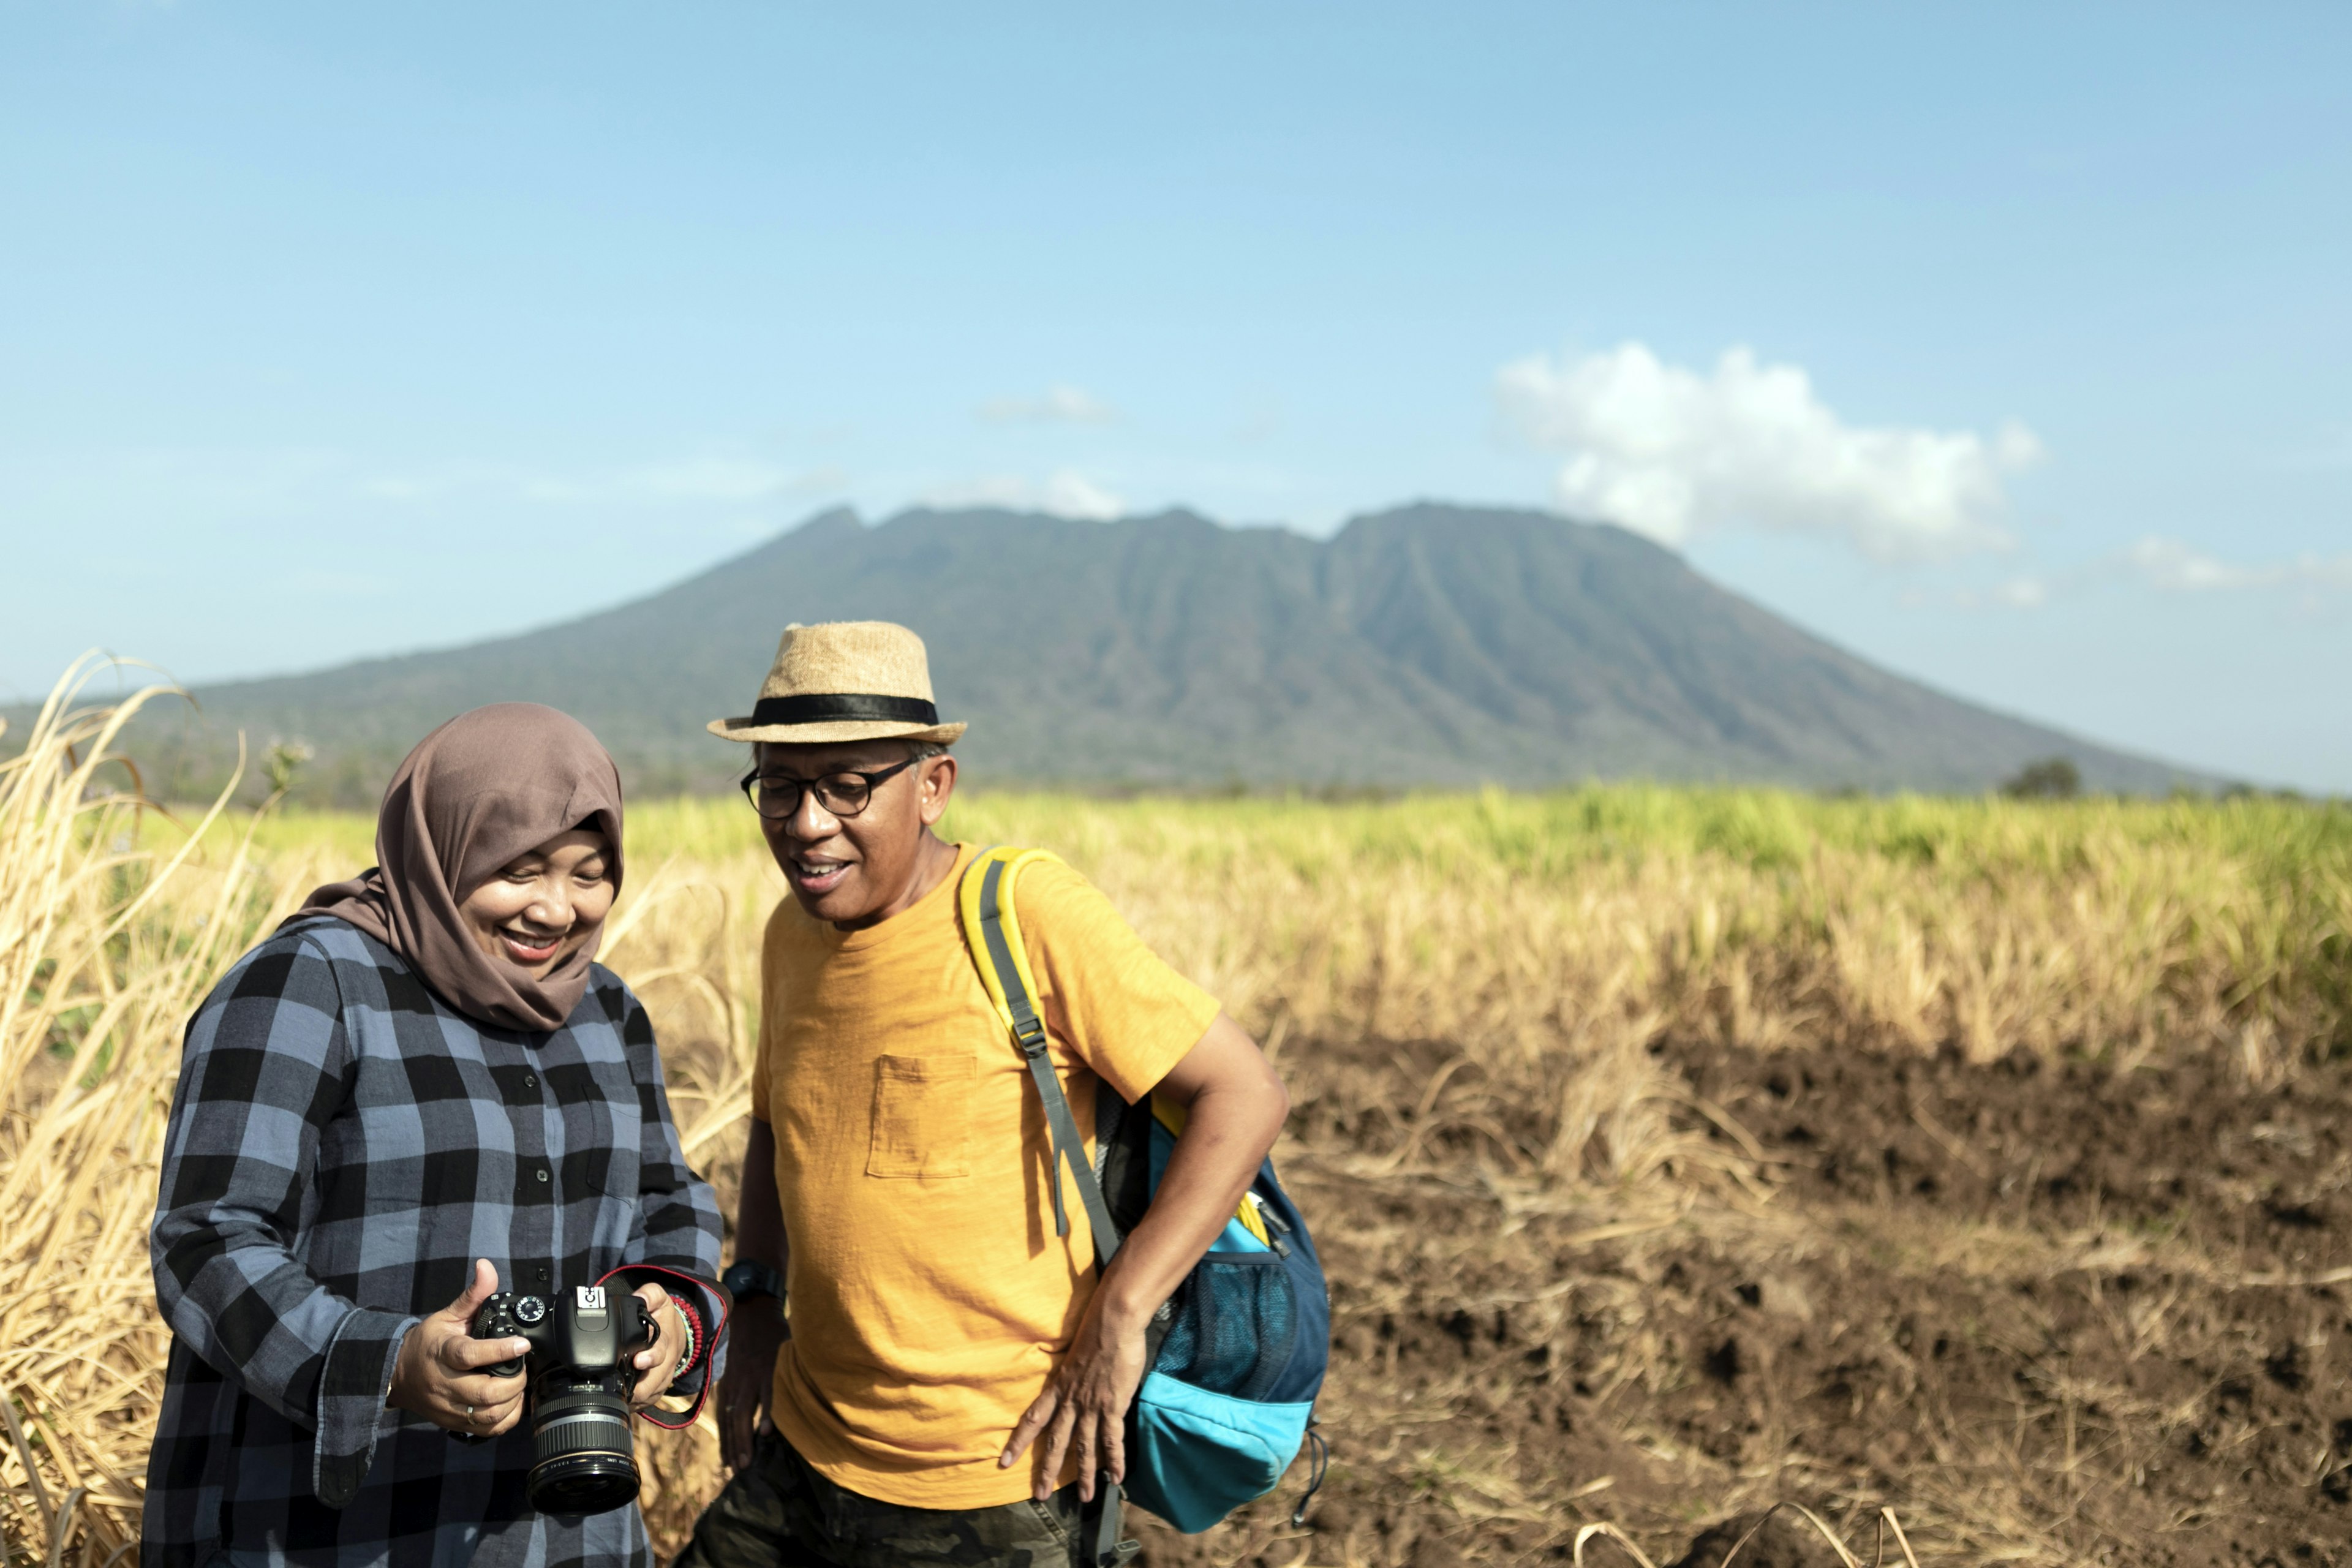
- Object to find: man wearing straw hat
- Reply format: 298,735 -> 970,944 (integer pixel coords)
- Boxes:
676,621 -> 1292,1568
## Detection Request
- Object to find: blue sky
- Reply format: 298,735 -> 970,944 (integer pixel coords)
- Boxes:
4,3 -> 2346,788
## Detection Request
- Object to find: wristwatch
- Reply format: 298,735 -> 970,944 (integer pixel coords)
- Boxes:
722,1257 -> 784,1306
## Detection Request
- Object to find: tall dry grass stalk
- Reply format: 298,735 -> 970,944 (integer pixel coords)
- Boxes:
0,662 -> 318,1562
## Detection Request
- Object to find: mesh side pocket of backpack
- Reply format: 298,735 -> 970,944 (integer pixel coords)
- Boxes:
1156,1256 -> 1298,1403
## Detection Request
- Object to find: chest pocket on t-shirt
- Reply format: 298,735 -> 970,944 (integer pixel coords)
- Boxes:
867,1053 -> 974,1179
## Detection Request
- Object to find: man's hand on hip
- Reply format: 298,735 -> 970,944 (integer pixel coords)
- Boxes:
999,1284 -> 1147,1503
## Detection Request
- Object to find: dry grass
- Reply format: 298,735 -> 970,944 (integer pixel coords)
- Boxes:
5,671 -> 2348,1563
1,664 -> 296,1563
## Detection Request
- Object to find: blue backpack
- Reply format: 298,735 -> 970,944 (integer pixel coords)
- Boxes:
958,848 -> 1330,1538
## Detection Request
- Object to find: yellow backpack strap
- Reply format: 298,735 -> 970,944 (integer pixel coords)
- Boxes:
957,846 -> 1123,1262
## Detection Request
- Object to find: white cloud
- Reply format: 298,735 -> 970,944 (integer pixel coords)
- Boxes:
1992,575 -> 2050,608
1947,537 -> 2352,613
1041,470 -> 1125,519
2124,535 -> 2352,593
2123,537 -> 2267,592
977,385 -> 1118,424
918,469 -> 1126,521
1496,342 -> 2040,562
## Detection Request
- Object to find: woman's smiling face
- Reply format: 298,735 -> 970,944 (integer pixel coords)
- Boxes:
455,828 -> 616,978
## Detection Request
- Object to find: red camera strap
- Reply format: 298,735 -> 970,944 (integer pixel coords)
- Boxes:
594,1264 -> 734,1431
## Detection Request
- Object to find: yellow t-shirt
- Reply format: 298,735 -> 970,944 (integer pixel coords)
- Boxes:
750,842 -> 1220,1509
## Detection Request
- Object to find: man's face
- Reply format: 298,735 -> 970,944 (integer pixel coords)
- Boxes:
750,740 -> 957,927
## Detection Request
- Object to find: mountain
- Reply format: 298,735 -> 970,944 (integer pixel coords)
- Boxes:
102,502 -> 2198,804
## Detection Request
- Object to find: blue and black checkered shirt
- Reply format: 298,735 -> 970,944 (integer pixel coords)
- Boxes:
143,916 -> 723,1568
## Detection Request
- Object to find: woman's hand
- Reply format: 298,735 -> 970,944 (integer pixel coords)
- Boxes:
999,1280 -> 1150,1502
718,1295 -> 788,1471
387,1259 -> 530,1437
628,1283 -> 689,1408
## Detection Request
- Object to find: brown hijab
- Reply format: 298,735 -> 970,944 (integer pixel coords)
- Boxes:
290,704 -> 625,1032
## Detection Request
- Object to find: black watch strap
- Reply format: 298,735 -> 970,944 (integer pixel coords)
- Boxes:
723,1257 -> 783,1303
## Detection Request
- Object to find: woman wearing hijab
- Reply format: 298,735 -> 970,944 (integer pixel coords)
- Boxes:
144,704 -> 725,1568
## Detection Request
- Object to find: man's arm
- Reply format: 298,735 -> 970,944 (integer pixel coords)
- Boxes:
718,1116 -> 791,1470
999,1012 -> 1289,1502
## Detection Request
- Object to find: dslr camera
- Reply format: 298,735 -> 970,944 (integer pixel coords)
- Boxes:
471,1284 -> 657,1515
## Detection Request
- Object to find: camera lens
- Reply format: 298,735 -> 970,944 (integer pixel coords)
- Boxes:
527,1382 -> 639,1516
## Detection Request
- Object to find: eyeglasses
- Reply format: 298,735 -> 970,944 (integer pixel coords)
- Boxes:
738,758 -> 918,821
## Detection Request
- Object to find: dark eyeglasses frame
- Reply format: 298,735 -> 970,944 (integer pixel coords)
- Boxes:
739,757 -> 919,821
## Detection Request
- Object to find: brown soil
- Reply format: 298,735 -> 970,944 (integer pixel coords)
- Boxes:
1131,1038 -> 2352,1568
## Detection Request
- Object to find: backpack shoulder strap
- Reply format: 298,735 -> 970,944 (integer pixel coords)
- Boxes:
957,846 -> 1124,1264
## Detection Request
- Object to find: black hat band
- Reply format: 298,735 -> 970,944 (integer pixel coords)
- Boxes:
749,693 -> 941,727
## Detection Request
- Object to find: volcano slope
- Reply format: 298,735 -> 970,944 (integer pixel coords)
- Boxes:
1120,1033 -> 2352,1568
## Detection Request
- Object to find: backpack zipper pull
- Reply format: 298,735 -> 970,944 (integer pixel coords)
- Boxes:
1246,1192 -> 1292,1256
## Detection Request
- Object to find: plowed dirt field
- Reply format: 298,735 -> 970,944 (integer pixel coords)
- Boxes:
1133,1038 -> 2352,1568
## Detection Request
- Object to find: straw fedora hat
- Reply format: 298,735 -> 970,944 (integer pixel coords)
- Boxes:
707,621 -> 968,746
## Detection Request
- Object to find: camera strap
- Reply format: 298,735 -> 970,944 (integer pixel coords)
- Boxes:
593,1263 -> 733,1430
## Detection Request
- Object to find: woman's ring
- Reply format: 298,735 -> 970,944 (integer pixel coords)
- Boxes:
465,1404 -> 475,1421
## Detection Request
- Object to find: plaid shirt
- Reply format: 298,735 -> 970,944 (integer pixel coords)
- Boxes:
144,916 -> 723,1568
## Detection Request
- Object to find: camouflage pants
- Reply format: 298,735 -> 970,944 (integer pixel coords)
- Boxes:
670,1433 -> 1084,1568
